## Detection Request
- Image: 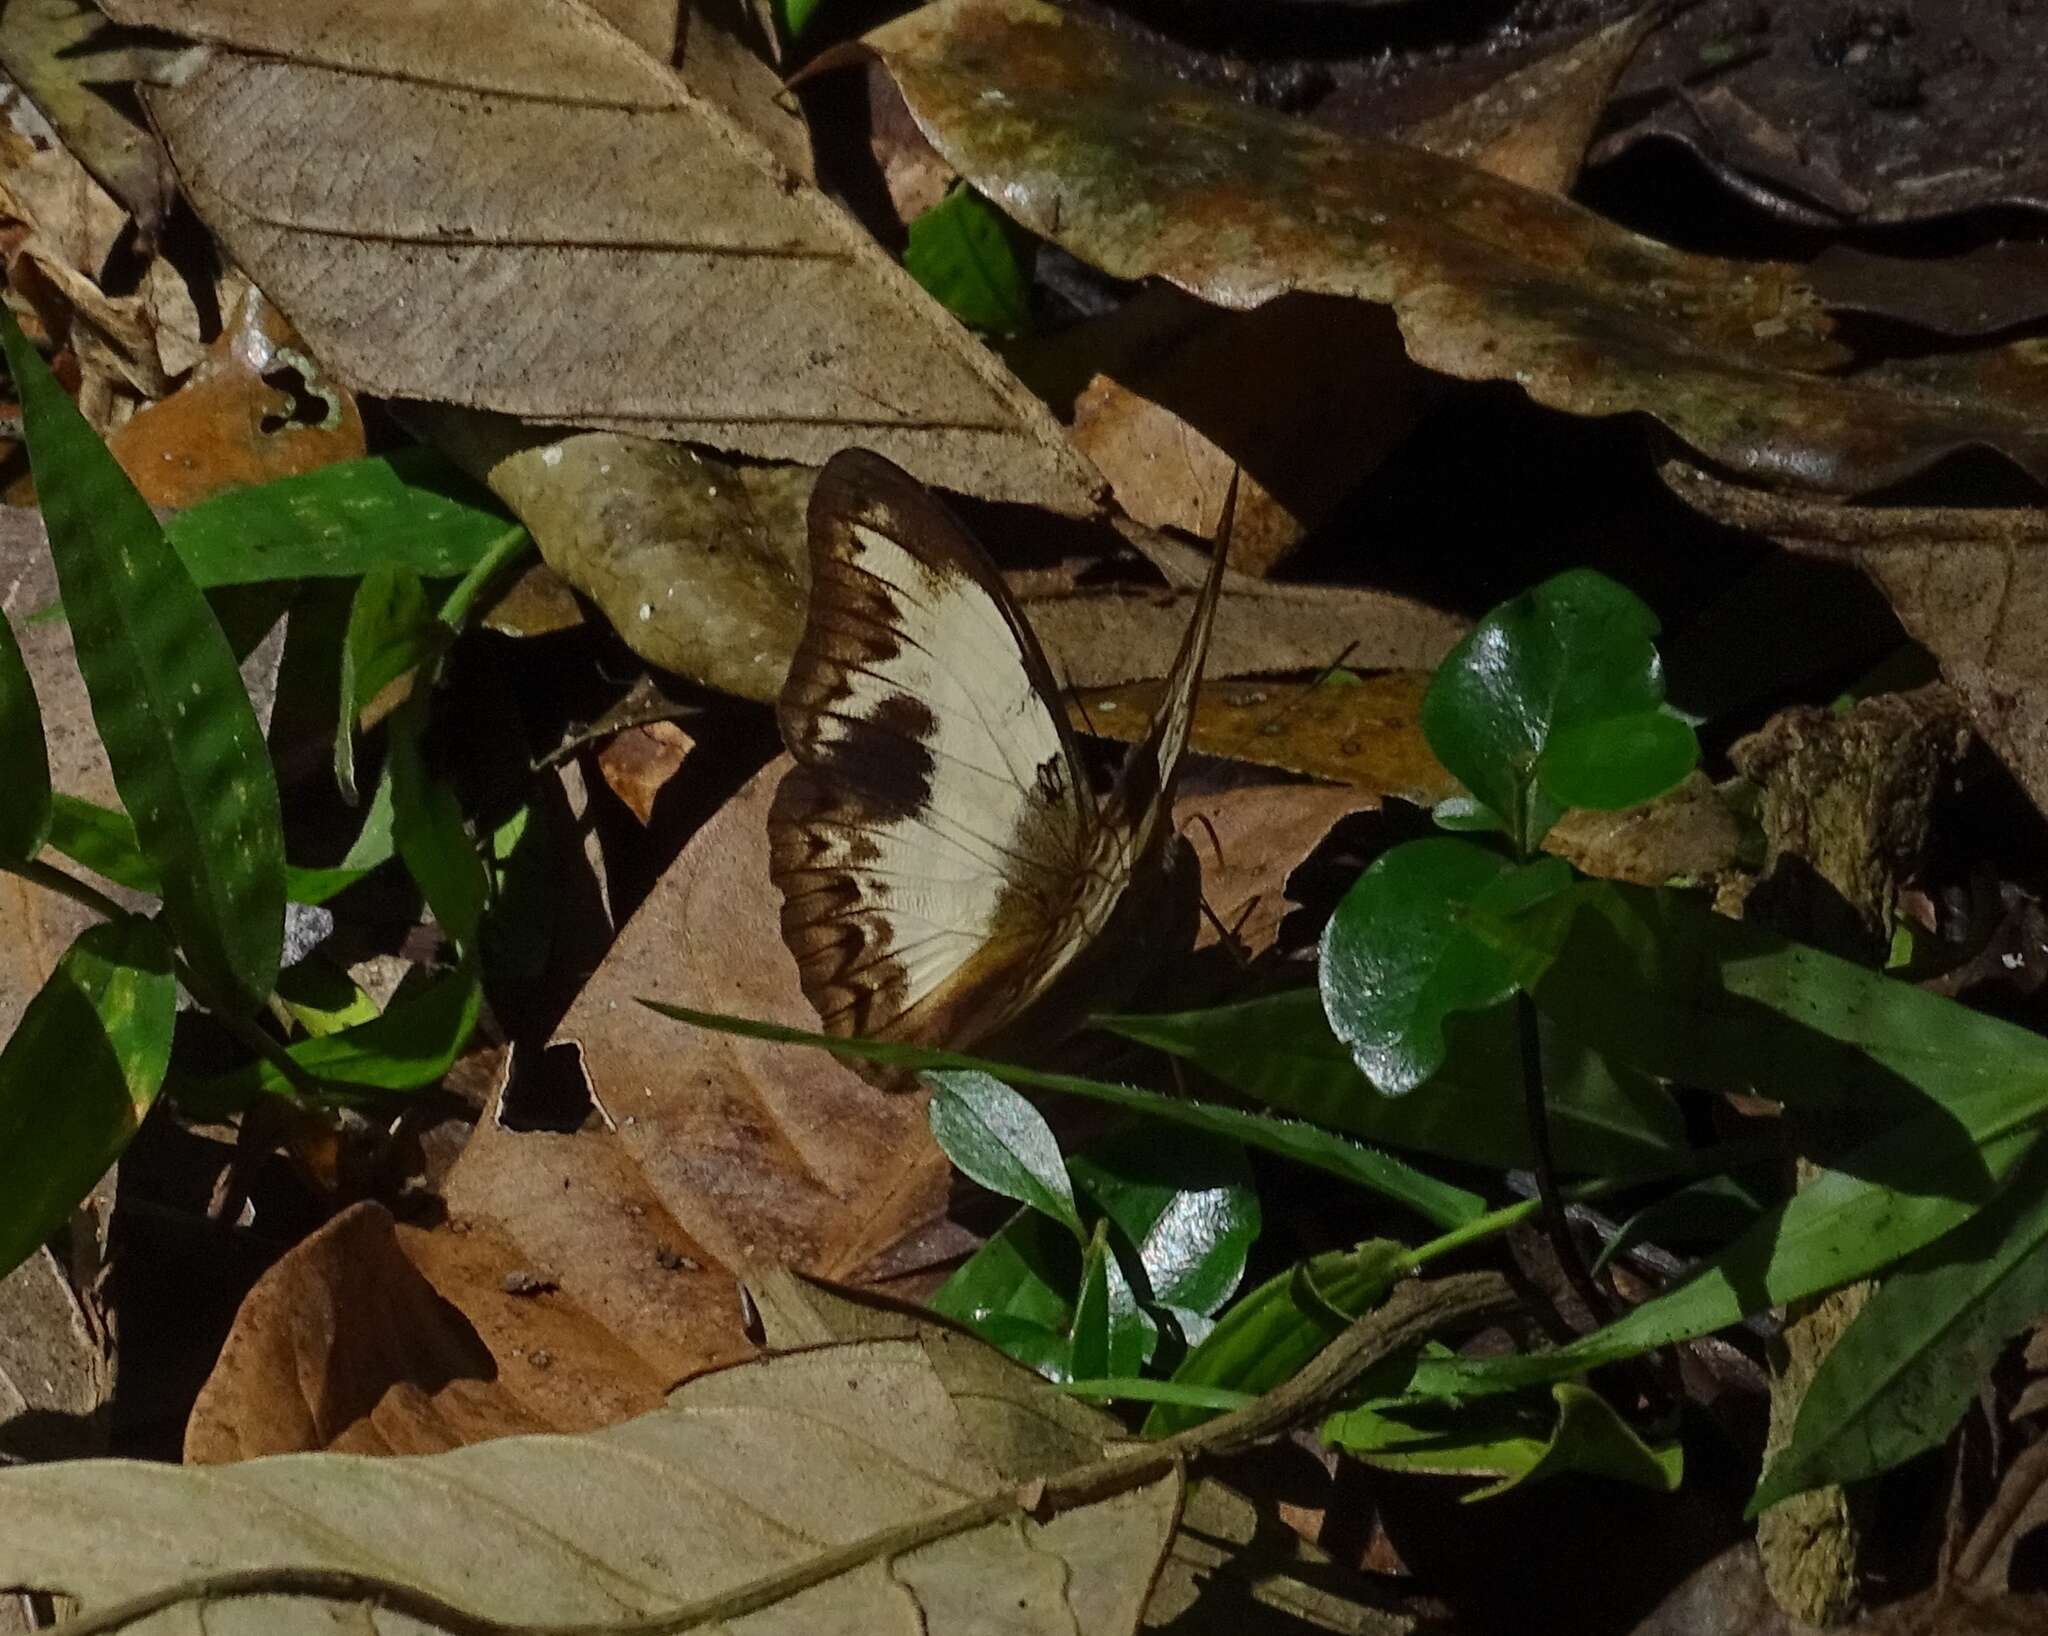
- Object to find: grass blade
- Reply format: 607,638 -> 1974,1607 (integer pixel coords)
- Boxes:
0,917 -> 174,1280
645,1002 -> 1485,1228
0,309 -> 284,1011
0,608 -> 50,865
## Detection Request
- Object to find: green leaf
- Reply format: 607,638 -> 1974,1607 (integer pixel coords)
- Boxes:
1326,1382 -> 1681,1499
1068,1126 -> 1259,1321
932,1123 -> 1258,1380
1593,1172 -> 1771,1276
336,565 -> 436,803
1408,1086 -> 2046,1403
648,1003 -> 1485,1227
45,793 -> 373,907
0,609 -> 50,865
0,917 -> 174,1280
181,963 -> 482,1110
1069,1224 -> 1153,1381
1144,1241 -> 1408,1437
904,185 -> 1034,335
1751,1144 -> 2048,1513
1104,991 -> 1685,1177
163,448 -> 525,591
0,307 -> 284,1012
1319,839 -> 1573,1094
928,1070 -> 1084,1240
387,698 -> 487,951
1522,882 -> 2048,1121
274,957 -> 383,1038
1420,569 -> 1696,853
774,0 -> 828,41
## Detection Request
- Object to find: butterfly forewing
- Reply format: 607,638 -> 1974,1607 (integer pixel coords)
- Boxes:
772,451 -> 1098,1050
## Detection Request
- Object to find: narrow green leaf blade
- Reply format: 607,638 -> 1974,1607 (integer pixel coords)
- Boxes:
387,699 -> 487,951
648,1003 -> 1485,1228
163,448 -> 525,589
0,608 -> 51,864
928,1070 -> 1084,1239
1751,1145 -> 2048,1513
45,793 -> 372,906
1410,1087 -> 2046,1401
0,308 -> 284,1011
1144,1242 -> 1407,1437
0,918 -> 174,1279
1108,989 -> 1684,1177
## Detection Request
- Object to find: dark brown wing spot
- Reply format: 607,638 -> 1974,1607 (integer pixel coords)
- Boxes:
814,692 -> 938,819
1033,755 -> 1066,805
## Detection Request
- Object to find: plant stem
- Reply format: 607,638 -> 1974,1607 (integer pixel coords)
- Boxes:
1516,991 -> 1611,1326
9,855 -> 129,923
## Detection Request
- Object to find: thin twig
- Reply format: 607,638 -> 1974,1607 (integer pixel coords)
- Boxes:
1516,991 -> 1611,1327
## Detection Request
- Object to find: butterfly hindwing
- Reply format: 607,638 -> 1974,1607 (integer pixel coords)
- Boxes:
772,451 -> 1097,1049
770,450 -> 1230,1071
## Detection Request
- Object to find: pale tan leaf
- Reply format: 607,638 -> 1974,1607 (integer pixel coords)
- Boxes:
2,1336 -> 1183,1636
103,0 -> 1103,510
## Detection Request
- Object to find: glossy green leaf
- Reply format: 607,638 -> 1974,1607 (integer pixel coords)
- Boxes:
1144,1241 -> 1409,1437
1751,1144 -> 2048,1513
774,0 -> 828,41
928,1070 -> 1083,1240
647,1004 -> 1485,1227
1421,569 -> 1695,852
969,1314 -> 1072,1379
1067,1126 -> 1259,1320
1326,1382 -> 1681,1499
480,798 -> 556,988
1318,839 -> 1573,1094
0,610 -> 50,865
163,448 -> 523,589
183,964 -> 482,1110
1104,990 -> 1684,1178
932,1123 -> 1258,1380
387,698 -> 486,951
1068,1234 -> 1113,1382
904,185 -> 1034,335
1408,1085 -> 2046,1403
0,918 -> 174,1280
0,307 -> 283,1012
44,793 -> 372,907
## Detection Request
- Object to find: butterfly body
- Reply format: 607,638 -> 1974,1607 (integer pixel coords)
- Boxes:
771,449 -> 1226,1081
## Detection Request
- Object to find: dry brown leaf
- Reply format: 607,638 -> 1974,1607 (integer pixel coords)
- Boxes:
0,1243 -> 109,1466
1662,460 -> 2048,820
1026,578 -> 1467,691
596,719 -> 694,824
105,0 -> 1103,511
1075,671 -> 1452,805
183,1200 -> 676,1462
1545,774 -> 1746,889
1178,784 -> 1380,964
856,0 -> 2048,496
105,286 -> 364,506
1398,8 -> 1658,196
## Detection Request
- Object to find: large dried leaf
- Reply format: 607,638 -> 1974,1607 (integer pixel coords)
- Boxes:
103,0 -> 1103,511
856,0 -> 2048,496
1,1334 -> 1183,1636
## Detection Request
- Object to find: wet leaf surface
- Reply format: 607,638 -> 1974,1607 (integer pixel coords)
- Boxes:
858,0 -> 2048,495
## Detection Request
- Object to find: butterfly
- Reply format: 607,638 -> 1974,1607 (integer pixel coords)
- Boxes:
769,449 -> 1231,1082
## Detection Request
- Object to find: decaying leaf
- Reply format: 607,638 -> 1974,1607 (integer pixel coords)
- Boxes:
854,0 -> 2048,496
105,286 -> 365,507
0,1241 -> 109,1467
7,1328 -> 1184,1635
103,0 -> 1105,511
0,0 -> 184,236
1074,671 -> 1452,806
1662,459 -> 2048,822
597,719 -> 694,824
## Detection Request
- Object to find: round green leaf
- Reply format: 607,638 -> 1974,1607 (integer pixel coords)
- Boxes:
1421,569 -> 1695,852
1319,838 -> 1566,1095
927,1070 -> 1084,1239
1541,712 -> 1699,812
